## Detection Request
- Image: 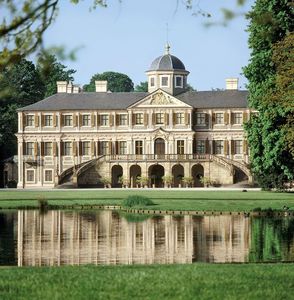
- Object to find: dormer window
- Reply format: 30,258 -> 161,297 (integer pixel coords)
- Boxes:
150,77 -> 155,87
175,76 -> 183,88
160,76 -> 169,87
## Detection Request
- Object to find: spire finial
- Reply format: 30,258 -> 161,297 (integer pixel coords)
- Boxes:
165,23 -> 170,54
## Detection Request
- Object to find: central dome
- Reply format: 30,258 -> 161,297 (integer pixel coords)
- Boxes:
149,54 -> 186,71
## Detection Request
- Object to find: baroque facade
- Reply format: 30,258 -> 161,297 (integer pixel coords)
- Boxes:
16,46 -> 253,188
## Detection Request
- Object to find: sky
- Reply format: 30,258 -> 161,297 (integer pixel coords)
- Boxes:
43,0 -> 254,91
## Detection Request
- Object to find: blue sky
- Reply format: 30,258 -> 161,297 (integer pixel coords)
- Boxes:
43,0 -> 254,90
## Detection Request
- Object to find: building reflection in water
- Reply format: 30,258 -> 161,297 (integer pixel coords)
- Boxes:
17,210 -> 251,266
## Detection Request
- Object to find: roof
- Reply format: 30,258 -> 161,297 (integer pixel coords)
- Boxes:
177,90 -> 248,108
18,90 -> 248,111
148,54 -> 186,71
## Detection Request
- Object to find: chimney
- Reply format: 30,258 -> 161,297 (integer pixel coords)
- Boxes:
95,81 -> 107,92
226,78 -> 239,90
56,81 -> 67,93
67,82 -> 73,93
73,85 -> 80,93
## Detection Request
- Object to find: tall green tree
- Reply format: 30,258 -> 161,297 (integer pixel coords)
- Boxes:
37,54 -> 76,97
134,81 -> 148,92
83,71 -> 134,92
243,0 -> 294,189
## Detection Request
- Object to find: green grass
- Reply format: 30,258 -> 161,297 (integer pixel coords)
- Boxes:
0,190 -> 293,211
0,264 -> 293,299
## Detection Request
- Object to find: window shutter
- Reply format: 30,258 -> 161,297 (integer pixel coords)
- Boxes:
184,113 -> 188,125
73,114 -> 77,127
91,113 -> 95,127
243,140 -> 248,154
23,142 -> 26,155
97,141 -> 100,156
35,115 -> 39,127
79,141 -> 82,156
243,112 -> 248,123
205,113 -> 209,125
53,113 -> 56,127
116,114 -> 119,126
53,142 -> 57,156
110,114 -> 113,126
165,113 -> 169,125
230,112 -> 234,124
60,142 -> 64,156
108,141 -> 112,155
224,140 -> 228,155
34,142 -> 37,157
212,113 -> 216,125
212,140 -> 215,154
231,140 -> 235,155
41,142 -> 44,156
61,114 -> 64,126
115,141 -> 118,155
91,141 -> 95,156
224,112 -> 228,125
144,113 -> 148,126
97,114 -> 100,126
41,114 -> 44,127
22,113 -> 26,129
152,113 -> 155,125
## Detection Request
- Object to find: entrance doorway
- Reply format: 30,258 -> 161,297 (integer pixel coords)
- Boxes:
172,164 -> 184,187
130,165 -> 141,188
149,164 -> 164,187
154,138 -> 165,158
191,164 -> 204,187
111,165 -> 123,187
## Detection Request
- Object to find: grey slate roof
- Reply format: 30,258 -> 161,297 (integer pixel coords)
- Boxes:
149,54 -> 186,71
18,90 -> 248,111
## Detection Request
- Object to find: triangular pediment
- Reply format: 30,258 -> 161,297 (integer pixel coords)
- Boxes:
128,89 -> 192,108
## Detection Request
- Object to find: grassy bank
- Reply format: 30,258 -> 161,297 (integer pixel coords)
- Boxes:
0,190 -> 293,211
0,264 -> 293,299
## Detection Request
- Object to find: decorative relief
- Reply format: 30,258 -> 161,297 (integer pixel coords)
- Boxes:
150,92 -> 173,105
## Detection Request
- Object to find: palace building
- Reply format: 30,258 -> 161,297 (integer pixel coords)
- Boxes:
16,45 -> 252,189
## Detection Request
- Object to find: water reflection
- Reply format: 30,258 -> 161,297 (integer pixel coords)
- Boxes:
0,210 -> 293,266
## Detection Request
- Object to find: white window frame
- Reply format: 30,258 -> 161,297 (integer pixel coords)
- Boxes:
81,114 -> 91,127
100,114 -> 109,126
118,141 -> 127,155
215,112 -> 224,125
26,169 -> 35,183
26,115 -> 35,127
118,114 -> 128,126
63,114 -> 73,127
135,140 -> 143,155
160,75 -> 170,88
44,169 -> 53,183
64,141 -> 72,156
234,140 -> 243,155
149,76 -> 156,87
175,112 -> 185,125
175,75 -> 183,88
82,141 -> 90,156
196,113 -> 206,126
232,112 -> 243,125
44,114 -> 53,127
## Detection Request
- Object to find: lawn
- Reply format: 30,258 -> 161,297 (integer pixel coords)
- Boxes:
0,189 -> 293,211
0,264 -> 293,300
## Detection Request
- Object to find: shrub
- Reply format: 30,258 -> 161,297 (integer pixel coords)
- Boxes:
37,197 -> 48,212
122,195 -> 154,208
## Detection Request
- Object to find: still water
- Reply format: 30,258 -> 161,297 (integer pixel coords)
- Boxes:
0,210 -> 293,266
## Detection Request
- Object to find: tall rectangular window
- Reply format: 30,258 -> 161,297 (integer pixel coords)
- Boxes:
26,142 -> 34,155
44,142 -> 52,156
135,141 -> 143,155
64,142 -> 72,156
64,115 -> 73,126
215,113 -> 224,124
101,141 -> 109,155
44,115 -> 53,126
26,115 -> 34,127
214,140 -> 224,154
161,76 -> 169,87
26,170 -> 35,182
100,115 -> 109,126
44,170 -> 53,182
155,113 -> 164,125
118,141 -> 127,155
196,140 -> 205,154
196,113 -> 206,125
175,76 -> 183,88
234,140 -> 243,154
135,113 -> 143,125
233,113 -> 242,124
150,77 -> 155,87
177,140 -> 185,155
175,113 -> 184,125
82,141 -> 90,155
118,114 -> 128,126
82,115 -> 90,126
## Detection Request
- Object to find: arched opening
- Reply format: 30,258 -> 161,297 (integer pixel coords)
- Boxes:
130,165 -> 141,188
233,167 -> 249,184
111,165 -> 123,187
154,138 -> 165,158
172,164 -> 184,187
148,164 -> 164,187
191,164 -> 204,187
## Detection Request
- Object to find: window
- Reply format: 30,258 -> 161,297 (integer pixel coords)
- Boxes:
44,115 -> 53,126
215,113 -> 224,124
175,113 -> 184,125
234,140 -> 243,154
175,76 -> 183,88
82,141 -> 90,156
135,113 -> 143,125
150,77 -> 155,87
160,76 -> 169,87
214,140 -> 224,154
26,142 -> 34,155
196,113 -> 206,125
100,114 -> 109,126
44,170 -> 53,182
27,115 -> 34,127
118,141 -> 127,155
177,140 -> 185,155
233,113 -> 242,124
155,113 -> 164,125
101,141 -> 109,155
64,142 -> 72,156
44,142 -> 52,156
118,114 -> 128,126
196,140 -> 205,154
82,115 -> 90,126
64,115 -> 73,126
26,170 -> 35,182
135,141 -> 143,155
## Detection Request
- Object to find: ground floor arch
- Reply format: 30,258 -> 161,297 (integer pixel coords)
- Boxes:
148,164 -> 164,187
172,164 -> 184,187
191,164 -> 204,187
233,167 -> 249,184
130,165 -> 141,188
111,165 -> 123,187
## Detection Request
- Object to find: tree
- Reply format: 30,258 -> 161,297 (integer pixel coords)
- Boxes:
243,0 -> 294,189
134,81 -> 148,92
83,71 -> 134,92
37,54 -> 76,97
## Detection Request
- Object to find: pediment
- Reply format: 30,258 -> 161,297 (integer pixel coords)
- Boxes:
128,89 -> 191,108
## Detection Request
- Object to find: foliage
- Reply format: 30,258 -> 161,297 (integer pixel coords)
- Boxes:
200,176 -> 211,187
121,195 -> 154,208
135,176 -> 149,187
83,71 -> 134,92
37,54 -> 76,97
243,0 -> 294,190
134,81 -> 148,92
186,83 -> 196,91
120,212 -> 151,223
99,176 -> 111,187
182,176 -> 193,187
118,176 -> 129,186
162,175 -> 173,186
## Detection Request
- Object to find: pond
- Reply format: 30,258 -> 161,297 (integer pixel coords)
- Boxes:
0,210 -> 293,266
